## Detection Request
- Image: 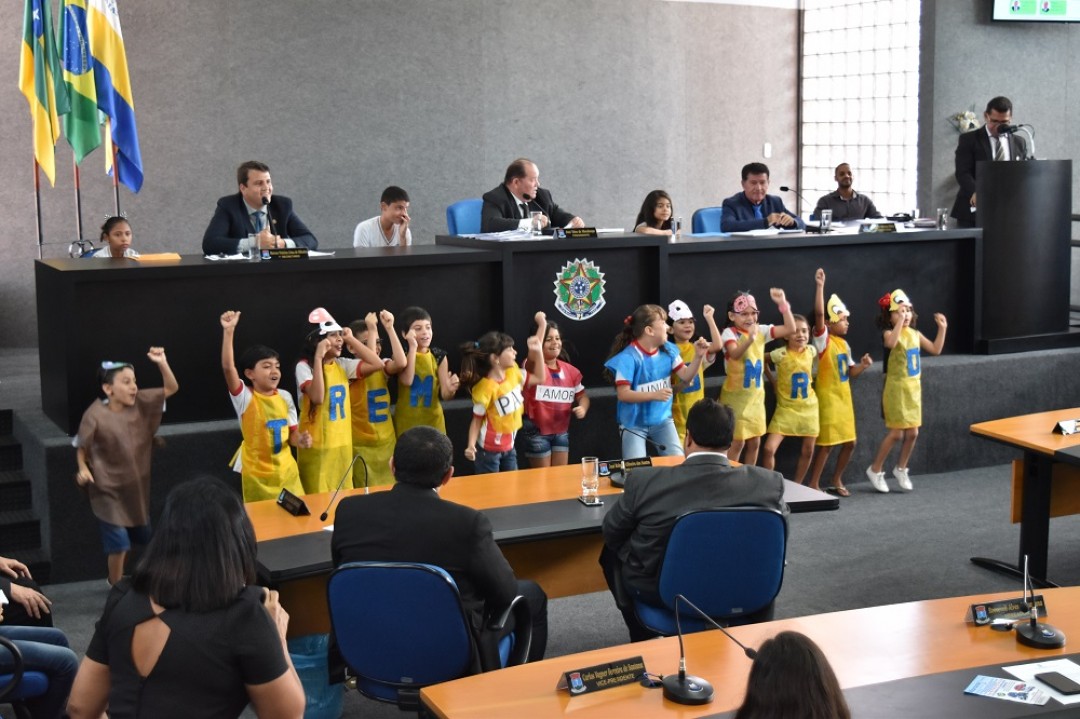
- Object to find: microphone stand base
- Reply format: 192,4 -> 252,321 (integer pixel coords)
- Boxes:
662,674 -> 714,705
1016,622 -> 1066,649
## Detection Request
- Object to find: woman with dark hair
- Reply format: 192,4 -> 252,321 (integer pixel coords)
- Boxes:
67,478 -> 305,719
735,631 -> 850,719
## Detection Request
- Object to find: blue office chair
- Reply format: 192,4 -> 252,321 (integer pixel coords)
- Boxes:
691,206 -> 724,234
446,198 -> 484,235
0,636 -> 50,719
327,561 -> 532,711
633,507 -> 787,635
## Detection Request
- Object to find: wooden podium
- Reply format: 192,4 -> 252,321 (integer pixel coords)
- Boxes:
977,159 -> 1073,348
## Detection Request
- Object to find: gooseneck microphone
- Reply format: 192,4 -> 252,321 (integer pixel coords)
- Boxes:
779,185 -> 813,213
1016,555 -> 1066,649
661,594 -> 758,705
319,453 -> 369,522
619,426 -> 666,453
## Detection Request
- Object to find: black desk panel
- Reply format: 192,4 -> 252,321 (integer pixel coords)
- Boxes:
36,246 -> 500,433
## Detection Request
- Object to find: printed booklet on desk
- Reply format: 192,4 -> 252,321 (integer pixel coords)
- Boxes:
964,676 -> 1049,705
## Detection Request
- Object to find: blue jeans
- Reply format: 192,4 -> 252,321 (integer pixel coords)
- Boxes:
474,447 -> 518,474
0,625 -> 79,719
619,419 -> 684,459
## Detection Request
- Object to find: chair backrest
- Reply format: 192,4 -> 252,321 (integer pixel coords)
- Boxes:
446,198 -> 483,235
327,561 -> 476,701
691,206 -> 723,234
656,507 -> 787,620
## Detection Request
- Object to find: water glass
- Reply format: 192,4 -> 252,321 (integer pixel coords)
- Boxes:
936,207 -> 949,231
819,209 -> 832,233
581,456 -> 599,499
246,234 -> 260,261
530,211 -> 544,235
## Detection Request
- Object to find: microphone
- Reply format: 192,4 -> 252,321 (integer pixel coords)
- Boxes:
319,453 -> 369,522
779,185 -> 813,213
1015,554 -> 1066,649
661,593 -> 758,705
997,124 -> 1018,134
619,426 -> 666,452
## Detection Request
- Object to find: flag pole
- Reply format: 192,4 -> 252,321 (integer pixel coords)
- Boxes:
33,156 -> 44,260
72,153 -> 84,240
107,118 -> 120,215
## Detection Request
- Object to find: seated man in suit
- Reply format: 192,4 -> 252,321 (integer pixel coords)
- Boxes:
331,426 -> 548,662
481,158 -> 583,233
201,160 -> 318,255
814,163 -> 883,222
951,96 -> 1028,228
721,162 -> 805,233
600,398 -> 788,641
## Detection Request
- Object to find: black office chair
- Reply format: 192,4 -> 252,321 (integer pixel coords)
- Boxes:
632,507 -> 787,635
327,561 -> 532,712
0,636 -> 50,719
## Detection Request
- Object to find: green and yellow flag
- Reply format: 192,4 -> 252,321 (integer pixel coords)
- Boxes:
60,0 -> 101,163
19,0 -> 70,186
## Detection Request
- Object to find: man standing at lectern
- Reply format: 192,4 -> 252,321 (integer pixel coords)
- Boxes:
951,96 -> 1028,228
481,158 -> 584,233
202,161 -> 318,254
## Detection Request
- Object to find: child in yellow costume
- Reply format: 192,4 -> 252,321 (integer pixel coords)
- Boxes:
220,310 -> 311,502
719,288 -> 796,465
865,289 -> 947,493
296,308 -> 384,494
666,300 -> 722,445
395,306 -> 461,435
808,269 -> 873,495
762,314 -> 818,483
347,311 -> 407,487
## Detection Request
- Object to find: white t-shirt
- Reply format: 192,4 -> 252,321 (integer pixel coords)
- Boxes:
353,216 -> 411,247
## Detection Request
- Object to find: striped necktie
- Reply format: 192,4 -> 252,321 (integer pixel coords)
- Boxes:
994,136 -> 1005,162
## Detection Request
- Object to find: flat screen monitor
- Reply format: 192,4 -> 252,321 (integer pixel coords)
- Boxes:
992,0 -> 1080,22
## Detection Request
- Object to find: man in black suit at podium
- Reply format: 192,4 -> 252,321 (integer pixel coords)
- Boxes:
951,96 -> 1029,228
480,158 -> 583,233
202,160 -> 318,254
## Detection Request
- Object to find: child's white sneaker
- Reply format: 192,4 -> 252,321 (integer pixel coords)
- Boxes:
893,466 -> 913,491
865,466 -> 889,493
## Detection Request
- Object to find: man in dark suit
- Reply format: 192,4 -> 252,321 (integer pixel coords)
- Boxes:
480,158 -> 583,233
721,162 -> 805,233
600,398 -> 788,641
201,160 -> 318,254
951,96 -> 1028,228
331,426 -> 548,662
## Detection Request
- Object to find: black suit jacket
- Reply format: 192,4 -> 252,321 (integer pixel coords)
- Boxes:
951,128 -> 1029,226
602,454 -> 788,595
201,193 -> 318,254
480,185 -> 576,233
331,482 -> 517,632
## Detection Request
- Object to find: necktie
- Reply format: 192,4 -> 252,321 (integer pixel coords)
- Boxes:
753,204 -> 763,220
520,202 -> 529,219
994,136 -> 1005,162
253,211 -> 266,232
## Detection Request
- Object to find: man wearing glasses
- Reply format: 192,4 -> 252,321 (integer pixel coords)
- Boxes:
951,96 -> 1028,228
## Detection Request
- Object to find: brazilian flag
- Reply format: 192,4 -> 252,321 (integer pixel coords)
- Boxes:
60,0 -> 102,163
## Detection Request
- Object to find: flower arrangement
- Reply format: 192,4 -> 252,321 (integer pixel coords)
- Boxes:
949,106 -> 981,133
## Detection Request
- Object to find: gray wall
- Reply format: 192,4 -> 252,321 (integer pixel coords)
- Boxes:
0,0 -> 801,347
918,0 -> 1080,216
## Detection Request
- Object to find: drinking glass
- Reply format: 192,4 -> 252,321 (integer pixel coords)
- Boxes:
936,207 -> 949,230
581,456 -> 599,500
530,211 -> 544,235
819,209 -> 832,233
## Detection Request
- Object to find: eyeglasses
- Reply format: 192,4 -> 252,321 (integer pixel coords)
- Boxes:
100,361 -> 133,371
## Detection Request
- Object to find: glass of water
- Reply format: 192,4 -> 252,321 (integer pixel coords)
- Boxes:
530,211 -> 544,236
819,209 -> 832,233
581,456 -> 599,500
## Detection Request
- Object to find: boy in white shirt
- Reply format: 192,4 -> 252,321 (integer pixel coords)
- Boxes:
353,186 -> 412,247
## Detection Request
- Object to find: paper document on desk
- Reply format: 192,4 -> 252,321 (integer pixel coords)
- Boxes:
730,228 -> 783,237
461,229 -> 535,241
1004,658 -> 1080,705
964,676 -> 1049,705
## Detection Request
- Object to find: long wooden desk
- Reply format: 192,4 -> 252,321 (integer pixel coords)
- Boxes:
248,459 -> 837,636
971,408 -> 1080,585
421,586 -> 1080,719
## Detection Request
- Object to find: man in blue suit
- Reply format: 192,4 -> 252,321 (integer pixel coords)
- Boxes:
721,162 -> 804,233
202,161 -> 318,255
